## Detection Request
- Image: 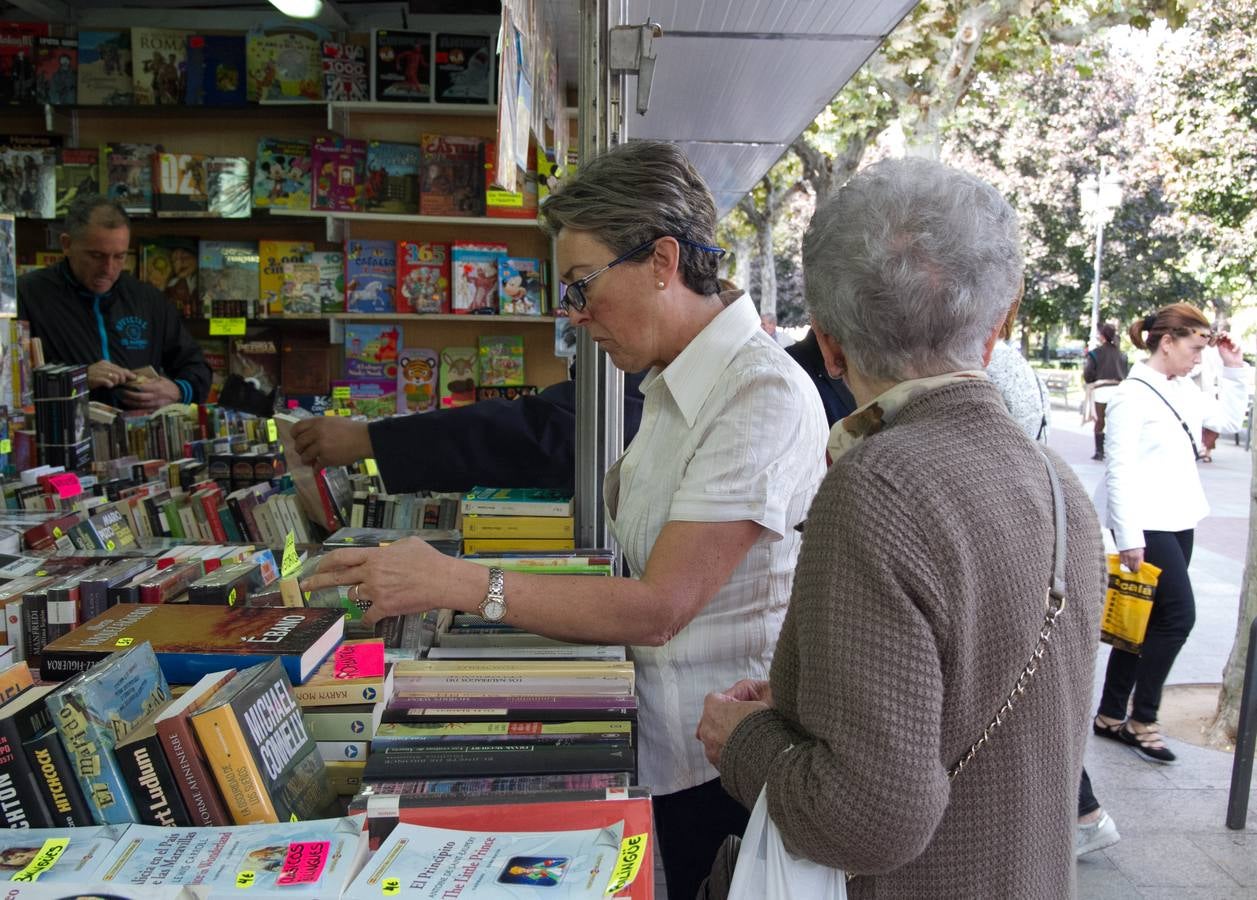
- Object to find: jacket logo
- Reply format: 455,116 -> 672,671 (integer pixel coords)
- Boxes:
116,315 -> 149,351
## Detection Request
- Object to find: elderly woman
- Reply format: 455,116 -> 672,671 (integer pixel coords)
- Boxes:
304,140 -> 828,900
696,158 -> 1104,898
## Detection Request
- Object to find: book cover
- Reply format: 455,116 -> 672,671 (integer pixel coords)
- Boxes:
45,642 -> 171,825
304,701 -> 384,741
373,719 -> 631,743
155,668 -> 235,827
461,487 -> 575,518
23,722 -> 94,826
0,822 -> 123,884
311,136 -> 366,212
258,240 -> 312,316
55,146 -> 100,218
278,335 -> 331,396
153,151 -> 209,217
292,640 -> 392,707
371,30 -> 430,102
131,27 -> 187,105
0,214 -> 14,316
206,155 -> 251,218
451,242 -> 507,314
34,36 -> 76,106
76,30 -> 132,106
397,241 -> 449,314
0,661 -> 32,702
433,32 -> 493,104
382,694 -> 635,724
322,39 -> 366,102
499,257 -> 544,316
113,697 -> 194,827
310,250 -> 344,314
0,137 -> 57,219
252,137 -> 311,210
281,261 -> 320,315
0,685 -> 57,828
462,515 -> 575,540
344,323 -> 399,381
199,240 -> 260,313
485,139 -> 539,220
40,604 -> 344,687
185,33 -> 246,106
365,140 -> 420,213
329,378 -> 398,418
478,335 -> 525,387
397,347 -> 438,414
191,658 -> 337,824
344,239 -> 395,313
463,538 -> 578,554
0,22 -> 46,106
438,346 -> 477,409
100,142 -> 158,215
419,133 -> 485,217
365,742 -> 634,783
246,27 -> 323,102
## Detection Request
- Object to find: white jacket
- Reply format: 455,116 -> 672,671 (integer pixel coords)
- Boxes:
1097,360 -> 1251,550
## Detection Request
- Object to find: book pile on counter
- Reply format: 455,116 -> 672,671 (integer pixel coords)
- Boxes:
460,485 -> 575,556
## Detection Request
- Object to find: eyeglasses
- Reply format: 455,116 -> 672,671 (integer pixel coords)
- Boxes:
559,236 -> 727,313
1191,328 -> 1221,346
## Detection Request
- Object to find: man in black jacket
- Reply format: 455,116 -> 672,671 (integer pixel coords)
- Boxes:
17,195 -> 211,410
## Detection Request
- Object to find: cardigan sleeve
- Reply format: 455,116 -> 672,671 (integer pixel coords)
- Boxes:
1202,365 -> 1252,436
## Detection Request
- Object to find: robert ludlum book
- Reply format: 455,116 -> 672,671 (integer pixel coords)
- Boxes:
190,658 -> 338,824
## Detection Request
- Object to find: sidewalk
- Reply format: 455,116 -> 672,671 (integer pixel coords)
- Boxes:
1048,403 -> 1257,898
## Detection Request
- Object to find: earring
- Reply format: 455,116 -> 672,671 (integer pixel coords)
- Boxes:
656,281 -> 665,290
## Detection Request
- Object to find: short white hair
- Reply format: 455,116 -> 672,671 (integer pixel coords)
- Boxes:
804,157 -> 1024,382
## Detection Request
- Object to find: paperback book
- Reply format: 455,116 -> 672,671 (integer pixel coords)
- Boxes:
199,241 -> 260,315
499,257 -> 544,315
462,487 -> 575,518
184,33 -> 247,106
131,27 -> 187,105
76,30 -> 132,105
252,137 -> 312,210
100,141 -> 158,215
478,335 -> 525,386
0,136 -> 57,218
372,30 -> 431,102
397,347 -> 439,414
54,146 -> 100,218
433,32 -> 493,104
0,823 -> 125,885
153,151 -> 209,216
311,250 -> 345,314
259,240 -> 312,316
365,140 -> 420,213
153,668 -> 235,827
322,40 -> 366,101
34,36 -> 76,105
344,323 -> 399,380
246,27 -> 322,102
311,136 -> 366,212
419,133 -> 485,217
452,242 -> 507,313
0,22 -> 46,106
438,346 -> 477,408
397,240 -> 449,313
140,237 -> 198,318
281,261 -> 321,314
344,239 -> 395,313
206,155 -> 251,218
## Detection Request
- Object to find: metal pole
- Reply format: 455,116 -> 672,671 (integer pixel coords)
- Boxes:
1089,219 -> 1104,347
1226,615 -> 1257,829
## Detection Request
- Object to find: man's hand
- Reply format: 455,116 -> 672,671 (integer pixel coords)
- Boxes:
291,417 -> 373,468
86,361 -> 136,391
118,376 -> 182,411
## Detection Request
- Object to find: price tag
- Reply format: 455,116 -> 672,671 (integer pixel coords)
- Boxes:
337,408 -> 351,416
0,439 -> 10,454
267,419 -> 278,442
276,841 -> 331,886
235,870 -> 255,888
486,189 -> 524,208
333,640 -> 384,680
115,637 -> 134,647
10,837 -> 69,882
382,879 -> 401,896
227,587 -> 237,607
604,833 -> 649,895
281,531 -> 299,578
210,318 -> 247,336
332,386 -> 351,399
364,458 -> 379,477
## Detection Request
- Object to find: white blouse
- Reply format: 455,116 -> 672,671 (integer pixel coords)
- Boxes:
1096,360 -> 1250,550
603,294 -> 827,795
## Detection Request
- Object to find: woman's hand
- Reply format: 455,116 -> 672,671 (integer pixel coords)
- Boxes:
696,690 -> 769,768
300,537 -> 447,625
1119,548 -> 1145,572
1215,331 -> 1245,368
722,678 -> 773,705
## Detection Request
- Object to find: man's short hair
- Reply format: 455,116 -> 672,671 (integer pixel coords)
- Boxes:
64,195 -> 130,240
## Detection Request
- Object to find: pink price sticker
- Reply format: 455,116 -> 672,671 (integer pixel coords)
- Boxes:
333,641 -> 385,680
276,841 -> 331,886
45,473 -> 82,499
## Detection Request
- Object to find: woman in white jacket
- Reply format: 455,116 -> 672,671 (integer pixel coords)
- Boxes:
1093,302 -> 1248,764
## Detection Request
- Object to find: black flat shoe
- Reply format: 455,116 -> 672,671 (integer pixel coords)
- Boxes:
1117,723 -> 1177,765
1092,716 -> 1125,741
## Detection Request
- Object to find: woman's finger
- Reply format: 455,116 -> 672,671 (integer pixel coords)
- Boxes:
316,548 -> 371,573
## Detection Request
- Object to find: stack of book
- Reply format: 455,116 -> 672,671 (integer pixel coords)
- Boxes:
460,486 -> 575,556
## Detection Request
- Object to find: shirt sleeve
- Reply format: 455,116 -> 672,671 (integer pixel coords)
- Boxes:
1103,386 -> 1144,551
668,365 -> 823,540
1202,365 -> 1252,436
155,294 -> 211,403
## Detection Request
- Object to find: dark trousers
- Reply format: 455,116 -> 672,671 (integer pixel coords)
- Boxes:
1098,529 -> 1196,723
1094,401 -> 1108,435
1078,767 -> 1099,818
654,778 -> 751,900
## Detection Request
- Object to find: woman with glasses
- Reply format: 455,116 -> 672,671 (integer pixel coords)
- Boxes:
304,140 -> 828,900
1092,303 -> 1248,764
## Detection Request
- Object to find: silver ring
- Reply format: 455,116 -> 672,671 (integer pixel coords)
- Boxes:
355,597 -> 373,613
348,584 -> 360,602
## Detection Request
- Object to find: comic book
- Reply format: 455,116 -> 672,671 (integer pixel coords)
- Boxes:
478,335 -> 525,387
139,236 -> 198,318
397,241 -> 450,314
451,241 -> 507,314
365,140 -> 420,214
419,133 -> 485,217
76,30 -> 132,105
200,240 -> 260,316
185,33 -> 247,106
206,155 -> 251,218
252,137 -> 311,210
371,30 -> 431,102
0,22 -> 47,106
0,135 -> 58,219
246,27 -> 323,102
343,323 -> 399,381
398,347 -> 439,414
311,136 -> 366,212
281,261 -> 321,315
322,40 -> 366,102
311,250 -> 344,314
259,240 -> 313,316
439,346 -> 478,409
499,257 -> 544,315
344,239 -> 395,314
34,36 -> 76,105
153,151 -> 210,217
54,146 -> 99,218
130,27 -> 188,105
434,32 -> 493,104
99,141 -> 158,215
0,214 -> 14,317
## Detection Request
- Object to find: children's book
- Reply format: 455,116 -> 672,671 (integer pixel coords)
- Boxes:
371,30 -> 431,102
130,27 -> 187,105
419,133 -> 485,217
281,261 -> 320,315
76,30 -> 132,105
99,141 -> 158,215
54,146 -> 99,218
322,39 -> 366,101
365,140 -> 420,213
34,36 -> 76,105
434,32 -> 493,104
0,22 -> 48,106
397,241 -> 449,314
46,641 -> 171,825
330,379 -> 398,417
499,257 -> 544,315
246,27 -> 323,102
311,250 -> 344,314
252,137 -> 311,210
153,151 -> 209,217
185,33 -> 247,106
397,347 -> 439,414
485,139 -> 539,220
478,335 -> 525,387
439,346 -> 478,409
311,136 -> 366,212
344,323 -> 399,380
258,240 -> 312,316
206,155 -> 251,218
0,136 -> 57,219
344,239 -> 395,313
200,240 -> 260,316
452,242 -> 507,314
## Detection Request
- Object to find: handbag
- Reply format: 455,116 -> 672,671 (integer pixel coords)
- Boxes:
1100,554 -> 1161,653
723,448 -> 1070,896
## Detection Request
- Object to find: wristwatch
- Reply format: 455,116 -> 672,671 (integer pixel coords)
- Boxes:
478,566 -> 507,622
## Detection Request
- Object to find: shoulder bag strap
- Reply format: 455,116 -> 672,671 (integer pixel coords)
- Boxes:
1128,377 -> 1201,460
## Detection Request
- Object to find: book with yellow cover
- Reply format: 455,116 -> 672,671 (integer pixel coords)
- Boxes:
258,240 -> 313,315
292,639 -> 393,707
463,537 -> 576,554
0,661 -> 33,703
461,515 -> 575,540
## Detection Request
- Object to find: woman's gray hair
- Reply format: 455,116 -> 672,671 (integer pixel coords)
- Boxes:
540,140 -> 721,296
804,157 -> 1024,382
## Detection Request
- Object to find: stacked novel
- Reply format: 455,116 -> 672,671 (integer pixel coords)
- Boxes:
460,486 -> 574,556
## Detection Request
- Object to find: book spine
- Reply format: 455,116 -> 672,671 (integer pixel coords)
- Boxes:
292,681 -> 387,706
0,719 -> 52,828
47,694 -> 141,825
363,743 -> 634,780
156,712 -> 231,827
20,593 -> 49,669
302,710 -> 378,742
79,578 -> 109,622
44,585 -> 77,643
191,703 -> 279,824
115,731 -> 193,827
39,650 -> 107,682
22,728 -> 93,827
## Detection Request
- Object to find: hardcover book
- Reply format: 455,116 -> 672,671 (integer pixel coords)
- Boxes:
199,240 -> 260,314
500,257 -> 544,315
190,658 -> 337,824
451,241 -> 507,313
310,250 -> 344,314
100,142 -> 158,215
371,29 -> 430,102
112,697 -> 194,827
311,136 -> 366,212
76,30 -> 132,105
154,668 -> 235,827
364,140 -> 420,213
206,155 -> 252,218
41,604 -> 344,687
131,27 -> 188,105
258,240 -> 312,316
55,146 -> 100,218
329,378 -> 398,418
344,239 -> 395,313
397,241 -> 449,313
397,347 -> 439,414
478,335 -> 525,387
45,641 -> 171,825
433,32 -> 493,104
281,261 -> 320,315
485,139 -> 539,220
246,27 -> 322,102
344,323 -> 399,380
185,33 -> 246,106
438,346 -> 478,408
34,36 -> 76,106
153,151 -> 209,217
418,133 -> 485,217
322,40 -> 366,101
24,718 -> 94,826
252,137 -> 311,210
0,684 -> 58,828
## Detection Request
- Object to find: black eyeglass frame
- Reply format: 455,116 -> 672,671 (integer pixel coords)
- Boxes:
558,236 -> 727,313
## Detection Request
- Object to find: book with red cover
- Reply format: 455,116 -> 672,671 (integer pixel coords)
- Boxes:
155,668 -> 236,826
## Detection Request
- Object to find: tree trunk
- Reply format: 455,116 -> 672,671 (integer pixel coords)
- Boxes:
1205,362 -> 1257,747
731,232 -> 755,295
756,213 -> 777,318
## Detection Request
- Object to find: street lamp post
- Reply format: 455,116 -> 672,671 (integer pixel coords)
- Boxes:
1079,165 -> 1123,347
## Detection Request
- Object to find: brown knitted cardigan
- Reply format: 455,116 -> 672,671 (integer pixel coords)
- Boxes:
719,380 -> 1103,899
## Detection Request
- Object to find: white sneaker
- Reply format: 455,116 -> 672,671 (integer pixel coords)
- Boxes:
1076,810 -> 1121,857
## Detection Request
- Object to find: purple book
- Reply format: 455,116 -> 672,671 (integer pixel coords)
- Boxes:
311,136 -> 366,211
383,695 -> 637,724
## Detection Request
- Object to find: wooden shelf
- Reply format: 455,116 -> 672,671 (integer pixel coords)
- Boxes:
328,101 -> 495,116
267,209 -> 540,228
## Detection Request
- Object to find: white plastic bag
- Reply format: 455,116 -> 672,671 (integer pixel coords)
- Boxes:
726,786 -> 848,900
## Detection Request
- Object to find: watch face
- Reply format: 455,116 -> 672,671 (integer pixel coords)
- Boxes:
482,598 -> 506,621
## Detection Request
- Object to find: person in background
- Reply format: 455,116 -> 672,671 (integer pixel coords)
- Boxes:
695,158 -> 1104,898
986,287 -> 1050,441
1083,322 -> 1129,460
759,310 -> 795,348
1093,303 -> 1248,764
16,195 -> 210,410
302,140 -> 828,900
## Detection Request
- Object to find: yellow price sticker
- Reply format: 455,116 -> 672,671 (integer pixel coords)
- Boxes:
115,637 -> 134,647
267,419 -> 278,442
105,540 -> 116,551
382,878 -> 401,896
52,527 -> 62,538
227,588 -> 237,607
337,408 -> 351,416
210,318 -> 247,336
332,386 -> 351,399
10,837 -> 69,882
323,410 -> 336,417
364,458 -> 379,477
290,813 -> 299,823
0,439 -> 10,454
235,870 -> 255,888
282,532 -> 299,578
604,833 -> 648,895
